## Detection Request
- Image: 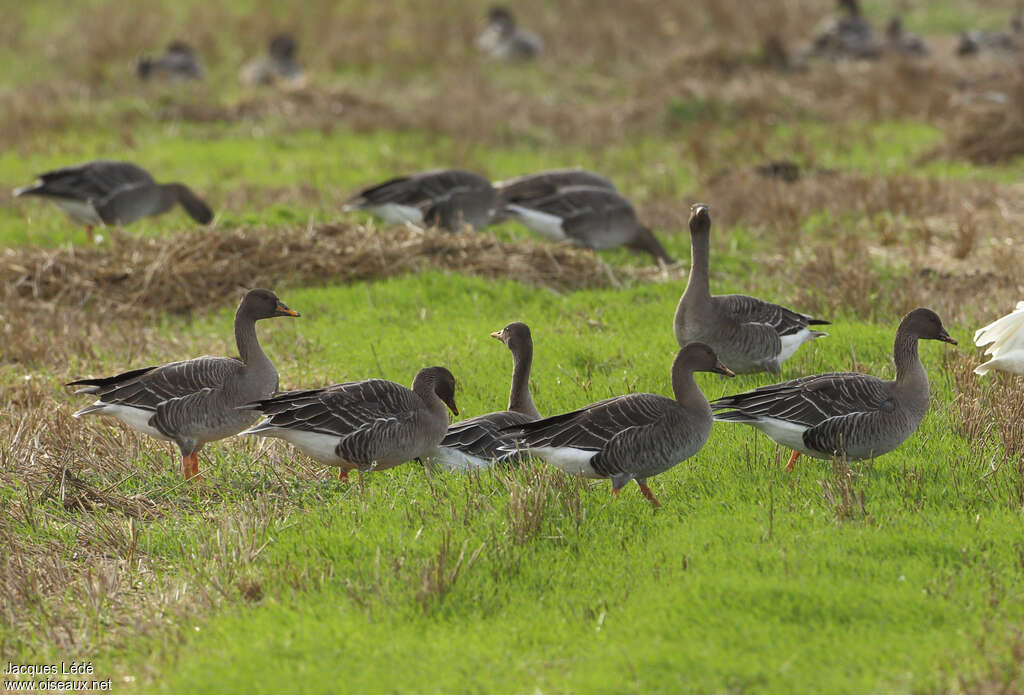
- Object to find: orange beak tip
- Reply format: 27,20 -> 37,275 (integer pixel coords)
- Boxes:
489,331 -> 502,339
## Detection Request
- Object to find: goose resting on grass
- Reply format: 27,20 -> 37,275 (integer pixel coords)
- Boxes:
674,204 -> 829,374
343,169 -> 496,232
500,185 -> 673,264
500,343 -> 733,507
711,308 -> 957,470
137,41 -> 203,81
430,322 -> 540,471
68,289 -> 300,480
13,160 -> 214,241
476,6 -> 543,61
241,367 -> 458,479
973,301 -> 1024,376
240,33 -> 306,87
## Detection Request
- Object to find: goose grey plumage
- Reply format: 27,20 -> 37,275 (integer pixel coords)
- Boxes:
500,185 -> 673,264
884,17 -> 928,57
137,41 -> 203,81
343,169 -> 496,232
711,308 -> 957,470
14,160 -> 214,239
492,168 -> 616,224
430,322 -> 540,471
500,343 -> 734,507
67,289 -> 299,480
476,6 -> 543,61
674,204 -> 828,374
806,0 -> 881,61
240,33 -> 306,87
241,367 -> 458,479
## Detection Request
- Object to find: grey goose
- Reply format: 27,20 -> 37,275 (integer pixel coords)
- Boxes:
343,169 -> 496,232
240,34 -> 306,87
806,0 -> 881,61
430,322 -> 540,471
68,289 -> 300,480
137,41 -> 204,81
241,367 -> 458,480
957,13 -> 1021,56
492,168 -> 616,223
884,17 -> 927,57
711,308 -> 957,470
674,204 -> 828,374
500,343 -> 734,507
476,6 -> 543,61
500,185 -> 673,264
14,160 -> 214,240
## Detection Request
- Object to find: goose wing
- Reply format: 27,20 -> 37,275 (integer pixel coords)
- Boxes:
502,394 -> 668,451
974,301 -> 1024,356
347,170 -> 490,208
515,187 -> 636,248
496,170 -> 616,204
441,410 -> 536,461
716,294 -> 829,336
19,161 -> 155,201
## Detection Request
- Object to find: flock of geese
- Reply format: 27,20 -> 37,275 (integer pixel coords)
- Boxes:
56,201 -> 1024,507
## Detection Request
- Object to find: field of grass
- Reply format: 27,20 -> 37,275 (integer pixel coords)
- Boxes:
3,1 -> 1024,693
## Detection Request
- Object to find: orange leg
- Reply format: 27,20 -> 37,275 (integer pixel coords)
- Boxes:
638,483 -> 662,508
785,450 -> 801,472
610,487 -> 621,497
86,225 -> 94,242
338,469 -> 349,482
182,453 -> 201,480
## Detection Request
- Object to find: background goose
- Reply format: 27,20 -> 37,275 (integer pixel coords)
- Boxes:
476,6 -> 543,61
67,289 -> 299,480
14,160 -> 214,240
711,308 -> 957,470
973,301 -> 1024,376
343,169 -> 496,232
240,33 -> 306,87
501,343 -> 733,507
500,185 -> 673,264
805,0 -> 880,60
674,204 -> 828,374
884,17 -> 928,57
491,168 -> 616,224
430,322 -> 540,471
242,367 -> 458,479
137,41 -> 203,81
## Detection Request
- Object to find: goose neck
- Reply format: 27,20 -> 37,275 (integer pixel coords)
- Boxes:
508,342 -> 540,418
684,227 -> 712,301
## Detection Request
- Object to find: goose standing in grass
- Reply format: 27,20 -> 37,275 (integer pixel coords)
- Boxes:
806,0 -> 880,60
137,41 -> 203,81
343,169 -> 496,232
430,322 -> 540,471
674,204 -> 828,374
884,17 -> 928,57
500,185 -> 673,264
973,302 -> 1024,376
476,6 -> 542,61
240,34 -> 306,87
501,343 -> 733,507
13,160 -> 214,241
67,289 -> 300,480
711,308 -> 957,470
242,367 -> 458,480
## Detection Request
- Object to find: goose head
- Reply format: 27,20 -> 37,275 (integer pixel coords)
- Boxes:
688,203 -> 710,235
679,342 -> 735,376
486,6 -> 517,36
269,34 -> 297,61
415,367 -> 459,416
900,308 -> 956,344
239,288 -> 301,320
491,322 -> 532,353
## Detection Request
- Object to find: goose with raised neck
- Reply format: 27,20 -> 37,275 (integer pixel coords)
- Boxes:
68,289 -> 299,479
711,308 -> 957,469
674,203 -> 829,374
500,343 -> 734,506
242,367 -> 459,480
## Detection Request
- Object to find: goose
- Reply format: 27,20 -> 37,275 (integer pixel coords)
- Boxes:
429,322 -> 540,471
13,160 -> 214,240
957,13 -> 1021,56
343,169 -> 496,232
500,185 -> 673,264
240,34 -> 306,87
711,308 -> 957,470
137,41 -> 203,81
806,0 -> 880,60
674,204 -> 828,374
241,367 -> 458,479
500,343 -> 734,507
67,289 -> 300,480
884,17 -> 928,57
476,6 -> 543,61
973,301 -> 1024,376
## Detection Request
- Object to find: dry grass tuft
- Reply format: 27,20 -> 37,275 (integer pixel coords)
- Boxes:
944,76 -> 1024,164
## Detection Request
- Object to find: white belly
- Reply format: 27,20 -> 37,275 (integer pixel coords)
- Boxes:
54,199 -> 103,226
425,446 -> 494,472
76,403 -> 169,441
778,327 -> 825,364
246,426 -> 342,464
747,417 -> 809,452
528,446 -> 601,478
504,205 -> 569,242
365,204 -> 424,226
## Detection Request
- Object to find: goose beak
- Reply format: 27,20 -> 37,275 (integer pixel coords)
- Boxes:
490,331 -> 503,340
445,397 -> 459,417
938,330 -> 957,345
275,302 -> 300,317
714,361 -> 736,377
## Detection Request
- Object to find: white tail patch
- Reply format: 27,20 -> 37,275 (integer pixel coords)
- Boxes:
744,417 -> 809,452
243,425 -> 342,464
362,204 -> 424,226
425,446 -> 494,472
778,328 -> 828,364
503,205 -> 569,242
527,446 -> 602,478
75,403 -> 168,441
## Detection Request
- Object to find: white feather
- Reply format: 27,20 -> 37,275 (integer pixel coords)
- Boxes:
504,205 -> 569,242
53,199 -> 103,226
526,446 -> 601,478
425,446 -> 494,472
974,302 -> 1024,375
74,403 -> 168,440
359,203 -> 424,226
744,417 -> 810,452
242,425 -> 341,464
778,327 -> 827,363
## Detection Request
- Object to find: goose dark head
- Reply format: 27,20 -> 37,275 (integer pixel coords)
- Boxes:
689,203 -> 710,235
487,6 -> 516,32
899,308 -> 956,344
491,322 -> 532,353
415,367 -> 459,416
239,288 -> 300,320
678,342 -> 735,377
166,41 -> 195,57
269,34 -> 297,61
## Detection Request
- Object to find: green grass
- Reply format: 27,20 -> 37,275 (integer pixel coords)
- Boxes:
19,272 -> 1017,692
